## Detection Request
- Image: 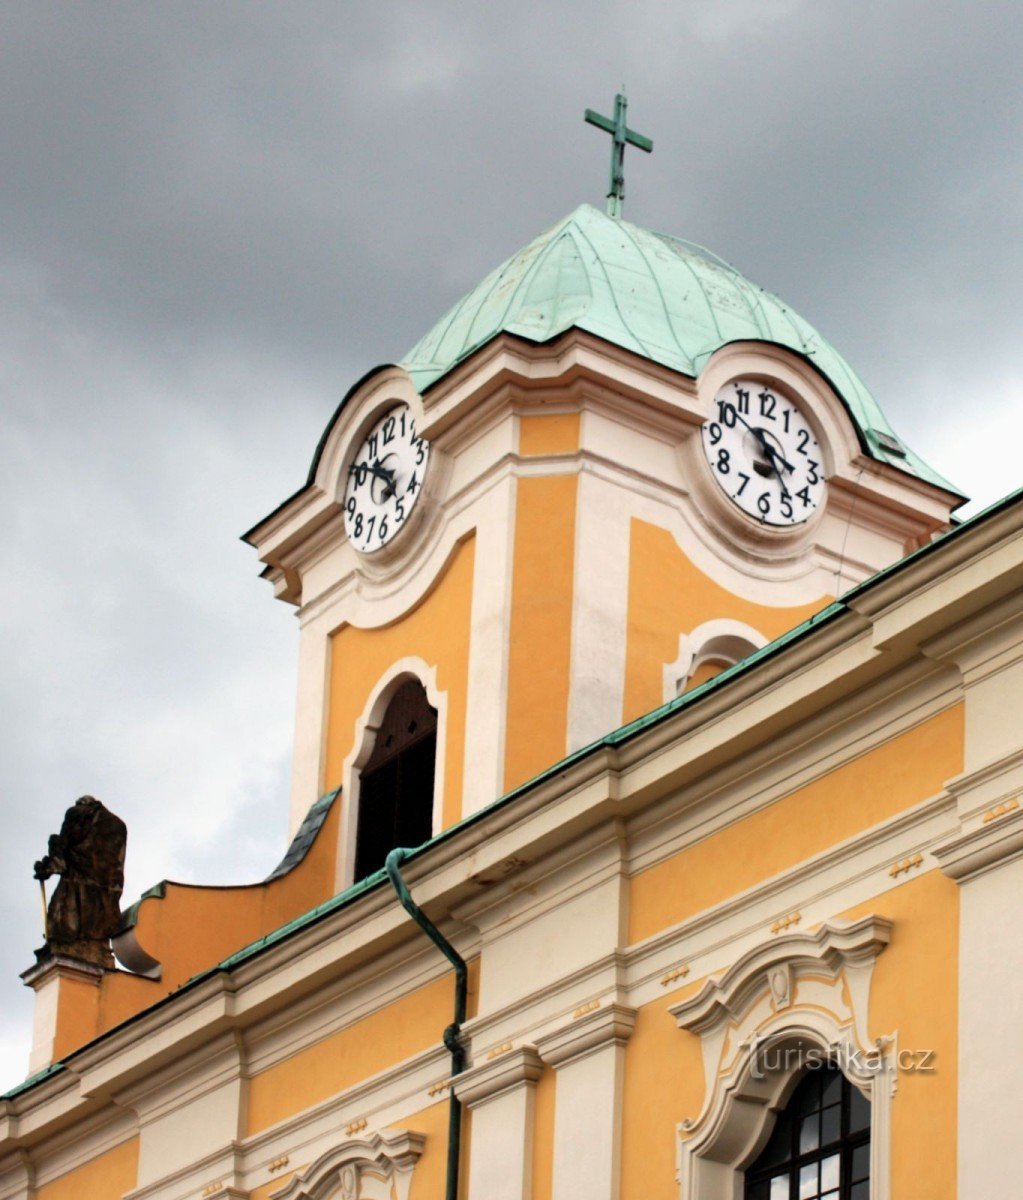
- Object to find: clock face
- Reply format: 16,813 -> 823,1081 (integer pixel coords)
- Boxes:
343,404 -> 429,553
701,380 -> 825,526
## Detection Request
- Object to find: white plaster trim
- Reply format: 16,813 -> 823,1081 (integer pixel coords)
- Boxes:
270,1129 -> 425,1200
669,917 -> 891,1045
453,1046 -> 543,1108
337,658 -> 447,891
671,916 -> 894,1200
566,470 -> 631,751
535,1003 -> 636,1069
662,618 -> 768,701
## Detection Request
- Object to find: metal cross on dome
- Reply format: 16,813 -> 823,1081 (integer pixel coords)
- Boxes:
584,91 -> 653,218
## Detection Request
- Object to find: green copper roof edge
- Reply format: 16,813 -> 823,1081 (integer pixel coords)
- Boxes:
12,487 -> 1017,1103
2,1061 -> 66,1101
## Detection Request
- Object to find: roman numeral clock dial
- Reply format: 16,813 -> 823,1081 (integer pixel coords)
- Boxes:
701,380 -> 826,526
344,404 -> 430,552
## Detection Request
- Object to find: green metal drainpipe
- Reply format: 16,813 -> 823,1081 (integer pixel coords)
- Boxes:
385,847 -> 467,1200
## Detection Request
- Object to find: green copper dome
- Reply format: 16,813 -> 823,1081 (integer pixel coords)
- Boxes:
402,204 -> 957,494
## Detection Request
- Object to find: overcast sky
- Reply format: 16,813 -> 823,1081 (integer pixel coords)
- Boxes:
1,0 -> 1021,1089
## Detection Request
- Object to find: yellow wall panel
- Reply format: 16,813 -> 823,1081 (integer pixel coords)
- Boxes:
842,871 -> 958,1199
504,476 -> 578,790
620,984 -> 705,1200
247,960 -> 478,1135
629,704 -> 964,944
530,1065 -> 556,1200
519,413 -> 581,456
37,1138 -> 138,1200
624,518 -> 829,722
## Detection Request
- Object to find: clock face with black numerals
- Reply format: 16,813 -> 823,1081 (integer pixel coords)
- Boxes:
343,404 -> 430,553
701,379 -> 826,527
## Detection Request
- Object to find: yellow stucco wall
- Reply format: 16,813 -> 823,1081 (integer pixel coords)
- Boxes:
624,518 -> 830,722
843,871 -> 959,1199
519,412 -> 581,457
324,534 -> 476,832
246,959 -> 479,1135
621,981 -> 705,1200
504,475 -> 578,790
531,1064 -> 556,1200
36,1138 -> 138,1200
629,703 -> 964,944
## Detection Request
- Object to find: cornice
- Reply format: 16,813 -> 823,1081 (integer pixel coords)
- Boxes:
534,1002 -> 635,1068
452,1046 -> 543,1108
933,808 -> 1023,882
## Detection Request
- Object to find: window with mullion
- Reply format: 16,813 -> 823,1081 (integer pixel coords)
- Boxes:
744,1065 -> 870,1200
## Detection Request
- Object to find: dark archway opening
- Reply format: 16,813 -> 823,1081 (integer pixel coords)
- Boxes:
354,678 -> 438,881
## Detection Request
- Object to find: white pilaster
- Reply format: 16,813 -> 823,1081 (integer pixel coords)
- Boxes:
566,470 -> 631,751
936,810 -> 1023,1200
535,1004 -> 635,1200
454,1047 -> 544,1200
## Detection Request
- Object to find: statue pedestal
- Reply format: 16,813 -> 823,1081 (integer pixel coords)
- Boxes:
20,953 -> 108,1076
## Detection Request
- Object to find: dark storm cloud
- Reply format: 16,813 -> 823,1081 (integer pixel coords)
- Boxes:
2,0 -> 1021,1084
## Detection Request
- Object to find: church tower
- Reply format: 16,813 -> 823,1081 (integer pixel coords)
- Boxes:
245,202 -> 962,881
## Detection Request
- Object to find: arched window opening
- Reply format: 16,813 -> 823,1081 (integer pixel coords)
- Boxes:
354,678 -> 437,881
745,1065 -> 870,1200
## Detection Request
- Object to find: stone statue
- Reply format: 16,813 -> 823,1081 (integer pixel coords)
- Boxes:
34,796 -> 127,969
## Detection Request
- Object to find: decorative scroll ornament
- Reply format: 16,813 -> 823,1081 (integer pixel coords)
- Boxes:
270,1129 -> 425,1200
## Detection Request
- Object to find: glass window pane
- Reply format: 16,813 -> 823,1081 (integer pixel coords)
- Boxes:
758,1114 -> 793,1168
852,1142 -> 871,1182
799,1113 -> 820,1154
819,1153 -> 840,1191
822,1069 -> 842,1105
851,1181 -> 870,1200
820,1104 -> 840,1145
746,1182 -> 768,1200
769,1176 -> 789,1200
799,1162 -> 818,1199
799,1071 -> 822,1112
849,1085 -> 871,1133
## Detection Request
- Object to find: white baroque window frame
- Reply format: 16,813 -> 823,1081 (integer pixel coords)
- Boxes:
662,618 -> 768,701
668,916 -> 896,1200
270,1129 -> 425,1200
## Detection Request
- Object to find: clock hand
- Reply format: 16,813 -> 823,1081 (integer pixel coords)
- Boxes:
723,403 -> 796,483
350,461 -> 398,499
372,459 -> 398,499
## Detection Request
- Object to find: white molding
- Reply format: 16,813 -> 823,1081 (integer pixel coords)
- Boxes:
670,917 -> 894,1200
270,1129 -> 425,1200
669,917 -> 891,1044
662,618 -> 768,701
453,1046 -> 543,1108
933,807 -> 1023,882
535,1003 -> 635,1069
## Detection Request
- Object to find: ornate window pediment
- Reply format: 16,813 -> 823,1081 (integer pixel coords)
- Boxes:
271,1130 -> 425,1200
668,916 -> 895,1200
